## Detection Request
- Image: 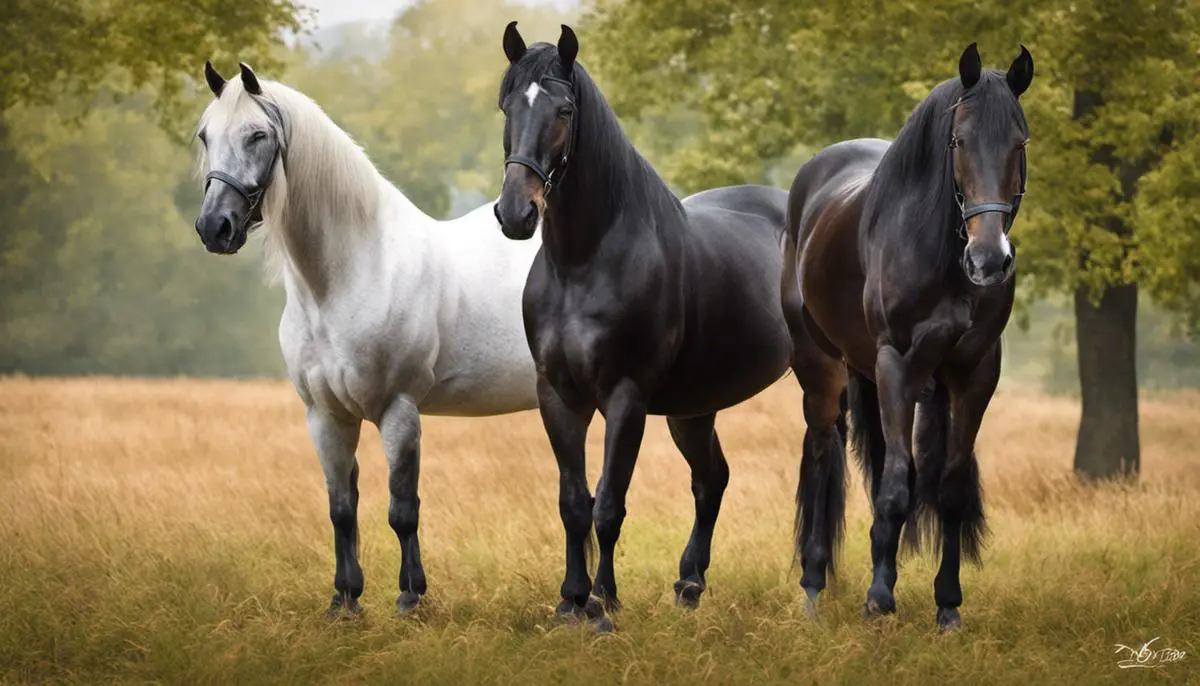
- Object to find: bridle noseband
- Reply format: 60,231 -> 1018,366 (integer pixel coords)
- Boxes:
949,133 -> 1027,240
204,169 -> 266,215
504,75 -> 576,197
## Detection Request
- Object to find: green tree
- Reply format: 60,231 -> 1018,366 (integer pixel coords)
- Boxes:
585,0 -> 1200,480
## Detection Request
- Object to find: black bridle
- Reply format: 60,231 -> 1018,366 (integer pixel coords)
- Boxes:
949,134 -> 1027,240
504,75 -> 576,197
203,97 -> 287,227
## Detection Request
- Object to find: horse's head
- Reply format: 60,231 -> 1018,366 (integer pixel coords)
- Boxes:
194,62 -> 285,255
950,43 -> 1033,287
493,22 -> 578,240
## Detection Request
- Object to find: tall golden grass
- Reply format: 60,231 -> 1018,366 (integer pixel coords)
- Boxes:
0,377 -> 1197,684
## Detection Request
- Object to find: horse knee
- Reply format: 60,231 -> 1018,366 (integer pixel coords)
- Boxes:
559,500 -> 592,538
388,497 -> 420,538
593,500 -> 625,546
328,495 -> 357,533
874,483 -> 910,521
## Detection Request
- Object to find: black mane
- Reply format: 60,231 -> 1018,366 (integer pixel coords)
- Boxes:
860,70 -> 1028,278
499,43 -> 682,257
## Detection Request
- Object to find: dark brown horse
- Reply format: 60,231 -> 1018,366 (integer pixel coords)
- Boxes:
783,44 -> 1033,630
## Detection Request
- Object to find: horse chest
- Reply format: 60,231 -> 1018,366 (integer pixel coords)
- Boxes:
281,303 -> 411,421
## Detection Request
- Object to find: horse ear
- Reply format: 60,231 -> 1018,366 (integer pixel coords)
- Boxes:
1007,45 -> 1034,97
959,42 -> 982,90
558,24 -> 578,72
204,61 -> 226,97
239,62 -> 262,95
503,21 -> 526,64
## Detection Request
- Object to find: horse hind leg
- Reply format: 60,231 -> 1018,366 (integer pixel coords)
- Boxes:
790,331 -> 849,618
667,413 -> 729,610
379,396 -> 426,615
307,408 -> 364,619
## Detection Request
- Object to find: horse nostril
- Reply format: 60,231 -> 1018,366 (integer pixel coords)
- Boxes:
1002,253 -> 1014,272
493,203 -> 503,225
524,201 -> 538,227
217,216 -> 233,240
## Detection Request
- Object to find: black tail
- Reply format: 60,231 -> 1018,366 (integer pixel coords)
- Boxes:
794,412 -> 847,581
913,382 -> 987,563
846,371 -> 886,502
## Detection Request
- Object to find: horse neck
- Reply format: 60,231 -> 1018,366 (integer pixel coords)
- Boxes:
541,92 -> 666,269
264,100 -> 431,301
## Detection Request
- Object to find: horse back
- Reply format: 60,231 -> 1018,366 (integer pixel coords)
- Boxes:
783,139 -> 890,375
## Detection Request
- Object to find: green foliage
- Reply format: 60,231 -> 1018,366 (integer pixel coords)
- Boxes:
0,95 -> 284,376
0,0 -> 305,127
585,0 -> 1200,328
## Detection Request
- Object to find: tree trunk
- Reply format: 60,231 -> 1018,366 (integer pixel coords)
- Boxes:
1073,284 -> 1140,479
1070,89 -> 1145,481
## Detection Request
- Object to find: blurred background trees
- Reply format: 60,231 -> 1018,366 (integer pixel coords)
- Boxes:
0,0 -> 1197,480
586,0 -> 1200,479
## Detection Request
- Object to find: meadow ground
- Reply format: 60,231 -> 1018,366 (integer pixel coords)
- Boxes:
0,377 -> 1197,685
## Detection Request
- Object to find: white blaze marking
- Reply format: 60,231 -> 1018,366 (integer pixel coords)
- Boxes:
524,82 -> 541,107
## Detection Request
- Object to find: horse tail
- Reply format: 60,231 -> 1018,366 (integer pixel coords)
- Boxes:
794,400 -> 847,581
914,382 -> 987,563
846,370 -> 886,503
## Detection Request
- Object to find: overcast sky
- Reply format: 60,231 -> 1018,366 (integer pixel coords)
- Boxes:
300,0 -> 576,29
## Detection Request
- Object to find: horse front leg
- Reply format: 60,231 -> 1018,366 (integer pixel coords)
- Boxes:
866,345 -> 920,617
307,408 -> 364,618
535,377 -> 599,622
379,396 -> 426,614
590,378 -> 648,630
934,342 -> 1001,631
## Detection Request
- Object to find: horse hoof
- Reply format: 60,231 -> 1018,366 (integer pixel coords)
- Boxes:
674,580 -> 704,610
936,607 -> 963,632
555,599 -> 584,622
326,592 -> 363,620
589,615 -> 616,634
595,593 -> 621,614
395,591 -> 421,615
584,596 -> 607,619
803,587 -> 820,620
864,587 -> 896,619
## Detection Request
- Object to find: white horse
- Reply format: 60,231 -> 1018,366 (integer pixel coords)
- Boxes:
193,62 -> 540,617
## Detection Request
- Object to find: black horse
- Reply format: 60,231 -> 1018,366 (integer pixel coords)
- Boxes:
782,44 -> 1033,630
494,23 -> 795,630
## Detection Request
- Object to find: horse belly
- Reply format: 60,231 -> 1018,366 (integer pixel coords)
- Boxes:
649,296 -> 793,417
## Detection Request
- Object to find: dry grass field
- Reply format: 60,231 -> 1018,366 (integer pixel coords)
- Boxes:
0,377 -> 1197,684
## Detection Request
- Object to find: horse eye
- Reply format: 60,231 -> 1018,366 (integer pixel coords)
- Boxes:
249,130 -> 267,143
197,131 -> 207,146
557,107 -> 573,119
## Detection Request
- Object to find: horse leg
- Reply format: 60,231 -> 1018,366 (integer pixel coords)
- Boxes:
536,377 -> 599,622
307,408 -> 364,618
667,413 -> 728,610
791,343 -> 848,618
934,343 -> 1000,631
591,379 -> 648,627
379,396 -> 426,614
866,345 -> 919,617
